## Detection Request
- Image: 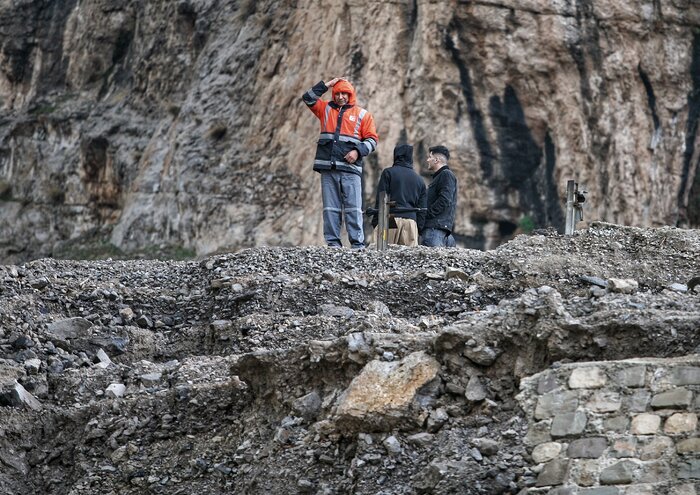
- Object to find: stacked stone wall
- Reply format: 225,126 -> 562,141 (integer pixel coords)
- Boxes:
517,357 -> 700,494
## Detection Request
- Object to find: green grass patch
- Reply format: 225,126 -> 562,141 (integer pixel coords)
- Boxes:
518,215 -> 536,234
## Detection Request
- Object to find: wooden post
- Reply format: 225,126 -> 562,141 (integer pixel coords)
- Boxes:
377,191 -> 389,251
565,180 -> 576,235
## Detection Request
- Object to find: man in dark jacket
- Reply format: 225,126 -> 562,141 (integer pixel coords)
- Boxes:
422,145 -> 458,247
372,144 -> 426,246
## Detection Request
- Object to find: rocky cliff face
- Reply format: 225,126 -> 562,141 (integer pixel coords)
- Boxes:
0,0 -> 699,262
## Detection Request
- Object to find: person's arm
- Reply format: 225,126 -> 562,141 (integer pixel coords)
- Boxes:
427,172 -> 457,217
302,78 -> 343,118
416,183 -> 427,232
357,112 -> 378,158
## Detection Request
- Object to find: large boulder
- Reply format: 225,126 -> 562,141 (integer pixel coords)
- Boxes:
334,351 -> 441,432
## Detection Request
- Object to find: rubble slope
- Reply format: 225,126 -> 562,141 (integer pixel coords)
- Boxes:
0,222 -> 699,494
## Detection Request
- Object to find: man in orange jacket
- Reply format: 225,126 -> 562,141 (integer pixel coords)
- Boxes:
302,77 -> 379,249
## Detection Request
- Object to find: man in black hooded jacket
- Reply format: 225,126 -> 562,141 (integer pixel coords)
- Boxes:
372,144 -> 426,246
422,145 -> 457,247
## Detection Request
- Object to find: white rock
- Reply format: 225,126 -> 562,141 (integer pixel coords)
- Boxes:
607,278 -> 638,294
106,383 -> 126,398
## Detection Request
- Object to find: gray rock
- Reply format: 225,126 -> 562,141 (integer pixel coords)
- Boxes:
0,449 -> 29,475
463,343 -> 499,366
446,267 -> 469,280
600,461 -> 635,484
319,304 -> 354,318
579,275 -> 607,288
28,277 -> 49,289
551,411 -> 587,438
89,336 -> 128,355
626,389 -> 651,412
535,390 -> 579,419
617,366 -> 646,388
406,432 -> 434,448
366,300 -> 391,317
579,488 -> 619,495
537,372 -> 559,395
671,367 -> 700,386
427,407 -> 449,433
292,391 -> 322,421
0,381 -> 42,411
679,459 -> 700,480
650,388 -> 693,409
119,307 -> 135,322
24,358 -> 41,374
382,435 -> 402,455
567,437 -> 607,458
95,348 -> 112,368
445,382 -> 465,395
469,447 -> 483,461
472,438 -> 499,456
140,372 -> 162,386
548,487 -> 576,495
274,427 -> 291,444
46,317 -> 93,340
590,286 -> 607,297
536,458 -> 568,487
531,442 -> 562,463
607,278 -> 638,294
465,375 -> 487,402
11,335 -> 34,349
136,315 -> 153,328
297,479 -> 314,493
106,383 -> 126,398
524,420 -> 552,446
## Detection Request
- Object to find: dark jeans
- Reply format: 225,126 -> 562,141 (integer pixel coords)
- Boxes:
421,228 -> 456,247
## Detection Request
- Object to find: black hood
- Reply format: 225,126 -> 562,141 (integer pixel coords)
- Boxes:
393,144 -> 413,168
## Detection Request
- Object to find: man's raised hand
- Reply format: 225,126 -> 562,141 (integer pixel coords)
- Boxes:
325,76 -> 348,88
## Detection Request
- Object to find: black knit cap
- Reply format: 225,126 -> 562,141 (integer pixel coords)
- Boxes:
429,145 -> 450,160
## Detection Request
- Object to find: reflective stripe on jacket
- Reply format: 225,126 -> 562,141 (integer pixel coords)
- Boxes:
302,80 -> 378,176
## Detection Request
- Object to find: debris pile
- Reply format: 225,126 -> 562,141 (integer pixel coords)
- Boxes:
0,223 -> 698,494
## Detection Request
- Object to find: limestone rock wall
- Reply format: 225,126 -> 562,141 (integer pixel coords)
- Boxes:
518,357 -> 700,494
0,0 -> 699,262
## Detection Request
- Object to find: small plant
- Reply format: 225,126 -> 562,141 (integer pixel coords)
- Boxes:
518,215 -> 536,234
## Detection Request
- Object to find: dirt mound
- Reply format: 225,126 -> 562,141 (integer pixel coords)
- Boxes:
0,223 -> 698,494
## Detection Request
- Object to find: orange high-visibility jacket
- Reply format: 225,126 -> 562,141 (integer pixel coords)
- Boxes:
302,80 -> 379,176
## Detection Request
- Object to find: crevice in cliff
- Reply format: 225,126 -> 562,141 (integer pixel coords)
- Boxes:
489,85 -> 563,232
544,131 -> 565,231
32,0 -> 79,98
567,0 -> 605,112
679,32 -> 700,227
444,29 -> 495,180
408,0 -> 418,32
637,63 -> 660,133
80,136 -> 122,212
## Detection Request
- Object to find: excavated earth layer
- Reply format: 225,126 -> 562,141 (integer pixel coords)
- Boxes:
0,222 -> 699,494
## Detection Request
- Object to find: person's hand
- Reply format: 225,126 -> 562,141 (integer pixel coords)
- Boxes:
325,76 -> 347,88
345,149 -> 359,163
